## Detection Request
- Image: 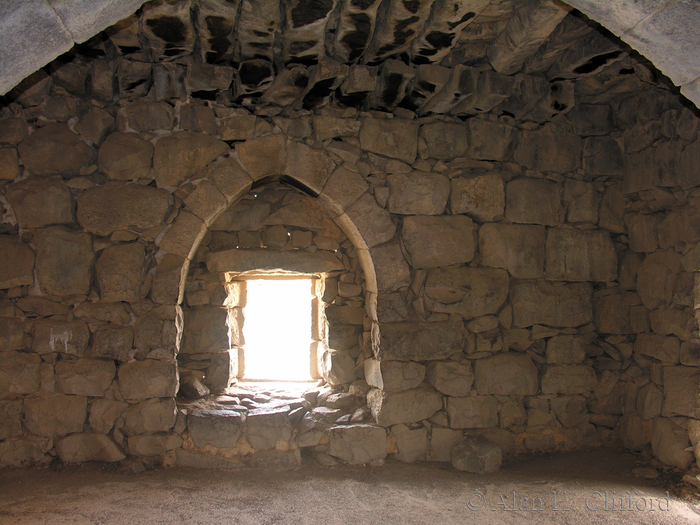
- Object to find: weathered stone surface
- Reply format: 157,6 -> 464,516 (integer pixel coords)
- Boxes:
619,415 -> 648,451
89,398 -> 128,434
207,248 -> 344,274
321,349 -> 357,385
98,132 -> 154,180
77,184 -> 171,236
187,409 -> 246,449
479,223 -> 544,279
563,180 -> 598,224
92,324 -> 134,362
328,424 -> 387,465
23,394 -> 87,437
318,166 -> 369,216
159,211 -> 206,260
387,172 -> 450,215
370,242 -> 410,293
430,427 -> 463,462
466,119 -> 518,161
511,282 -> 592,328
122,101 -> 173,131
636,333 -> 680,364
123,398 -> 177,435
34,227 -> 93,296
651,418 -> 694,470
420,122 -> 466,160
128,434 -> 183,457
637,383 -> 664,420
0,439 -> 44,467
313,116 -> 361,141
636,251 -> 681,311
378,322 -> 464,361
364,359 -> 426,392
134,308 -> 180,356
359,118 -> 418,164
541,365 -> 597,395
583,136 -> 623,177
474,353 -> 538,396
341,193 -> 396,249
625,213 -> 661,253
424,267 -> 509,320
55,359 -> 116,397
402,215 -> 474,269
376,292 -> 409,323
0,147 -> 19,180
368,387 -> 443,427
426,361 -> 473,397
32,319 -> 90,357
6,177 -> 74,228
546,335 -> 587,364
74,106 -> 115,145
282,141 -> 335,195
505,178 -> 561,226
658,207 -> 700,250
205,350 -> 237,392
514,125 -> 581,173
0,118 -> 28,144
450,173 -> 505,222
452,435 -> 502,474
0,351 -> 41,396
247,405 -> 293,450
56,433 -> 126,463
95,243 -> 144,303
154,131 -> 229,187
235,133 -> 287,180
662,366 -> 700,419
18,124 -> 95,176
118,360 -> 178,400
391,424 -> 428,462
0,236 -> 34,289
545,229 -> 617,282
447,396 -> 499,429
184,180 -> 227,225
0,400 -> 23,440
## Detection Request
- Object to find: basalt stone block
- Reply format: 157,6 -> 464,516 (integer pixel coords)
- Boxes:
57,433 -> 126,463
247,405 -> 293,450
128,434 -> 183,457
235,133 -> 287,180
402,215 -> 474,269
328,424 -> 387,465
419,122 -> 467,160
474,353 -> 539,396
0,400 -> 23,440
582,136 -> 623,177
188,409 -> 246,449
505,178 -> 562,226
0,236 -> 34,289
98,132 -> 154,181
118,360 -> 179,400
546,335 -> 587,364
424,267 -> 509,320
370,242 -> 410,293
95,243 -> 145,303
319,166 -> 369,216
651,418 -> 694,470
23,394 -> 87,437
0,351 -> 41,396
426,361 -> 474,397
282,141 -> 335,195
387,172 -> 450,215
122,101 -> 174,131
541,365 -> 597,395
122,398 -> 177,435
452,435 -> 502,474
511,282 -> 592,328
32,319 -> 90,357
514,125 -> 581,173
154,132 -> 229,188
636,251 -> 681,311
367,387 -> 443,427
341,193 -> 396,249
479,223 -> 545,279
0,318 -> 23,353
390,424 -> 428,463
6,176 -> 74,229
34,227 -> 94,296
158,211 -> 207,260
55,359 -> 116,397
450,173 -> 505,222
0,148 -> 19,181
77,184 -> 171,236
18,123 -> 95,177
378,322 -> 464,361
74,106 -> 115,145
89,398 -> 128,434
466,119 -> 518,161
134,309 -> 180,355
359,118 -> 419,164
662,366 -> 700,419
545,229 -> 617,282
364,359 -> 426,392
447,396 -> 499,429
0,117 -> 28,144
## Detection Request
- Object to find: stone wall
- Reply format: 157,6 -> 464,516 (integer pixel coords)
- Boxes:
1,44 -> 700,471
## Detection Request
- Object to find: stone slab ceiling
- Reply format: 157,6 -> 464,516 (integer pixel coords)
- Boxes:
1,0 -> 699,110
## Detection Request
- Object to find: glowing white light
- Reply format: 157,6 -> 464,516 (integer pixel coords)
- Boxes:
242,279 -> 313,382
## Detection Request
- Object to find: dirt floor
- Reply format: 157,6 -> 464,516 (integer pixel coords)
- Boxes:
0,449 -> 699,525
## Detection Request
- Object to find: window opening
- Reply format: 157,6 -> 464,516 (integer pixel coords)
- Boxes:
240,278 -> 315,383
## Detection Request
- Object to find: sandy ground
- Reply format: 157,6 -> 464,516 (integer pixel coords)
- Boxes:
0,449 -> 698,525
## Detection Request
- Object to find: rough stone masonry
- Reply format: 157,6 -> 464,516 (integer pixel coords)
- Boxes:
0,0 -> 699,478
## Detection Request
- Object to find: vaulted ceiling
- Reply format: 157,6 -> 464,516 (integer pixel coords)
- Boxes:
2,0 -> 699,113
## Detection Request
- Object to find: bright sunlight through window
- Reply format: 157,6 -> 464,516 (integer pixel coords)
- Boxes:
242,279 -> 313,382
